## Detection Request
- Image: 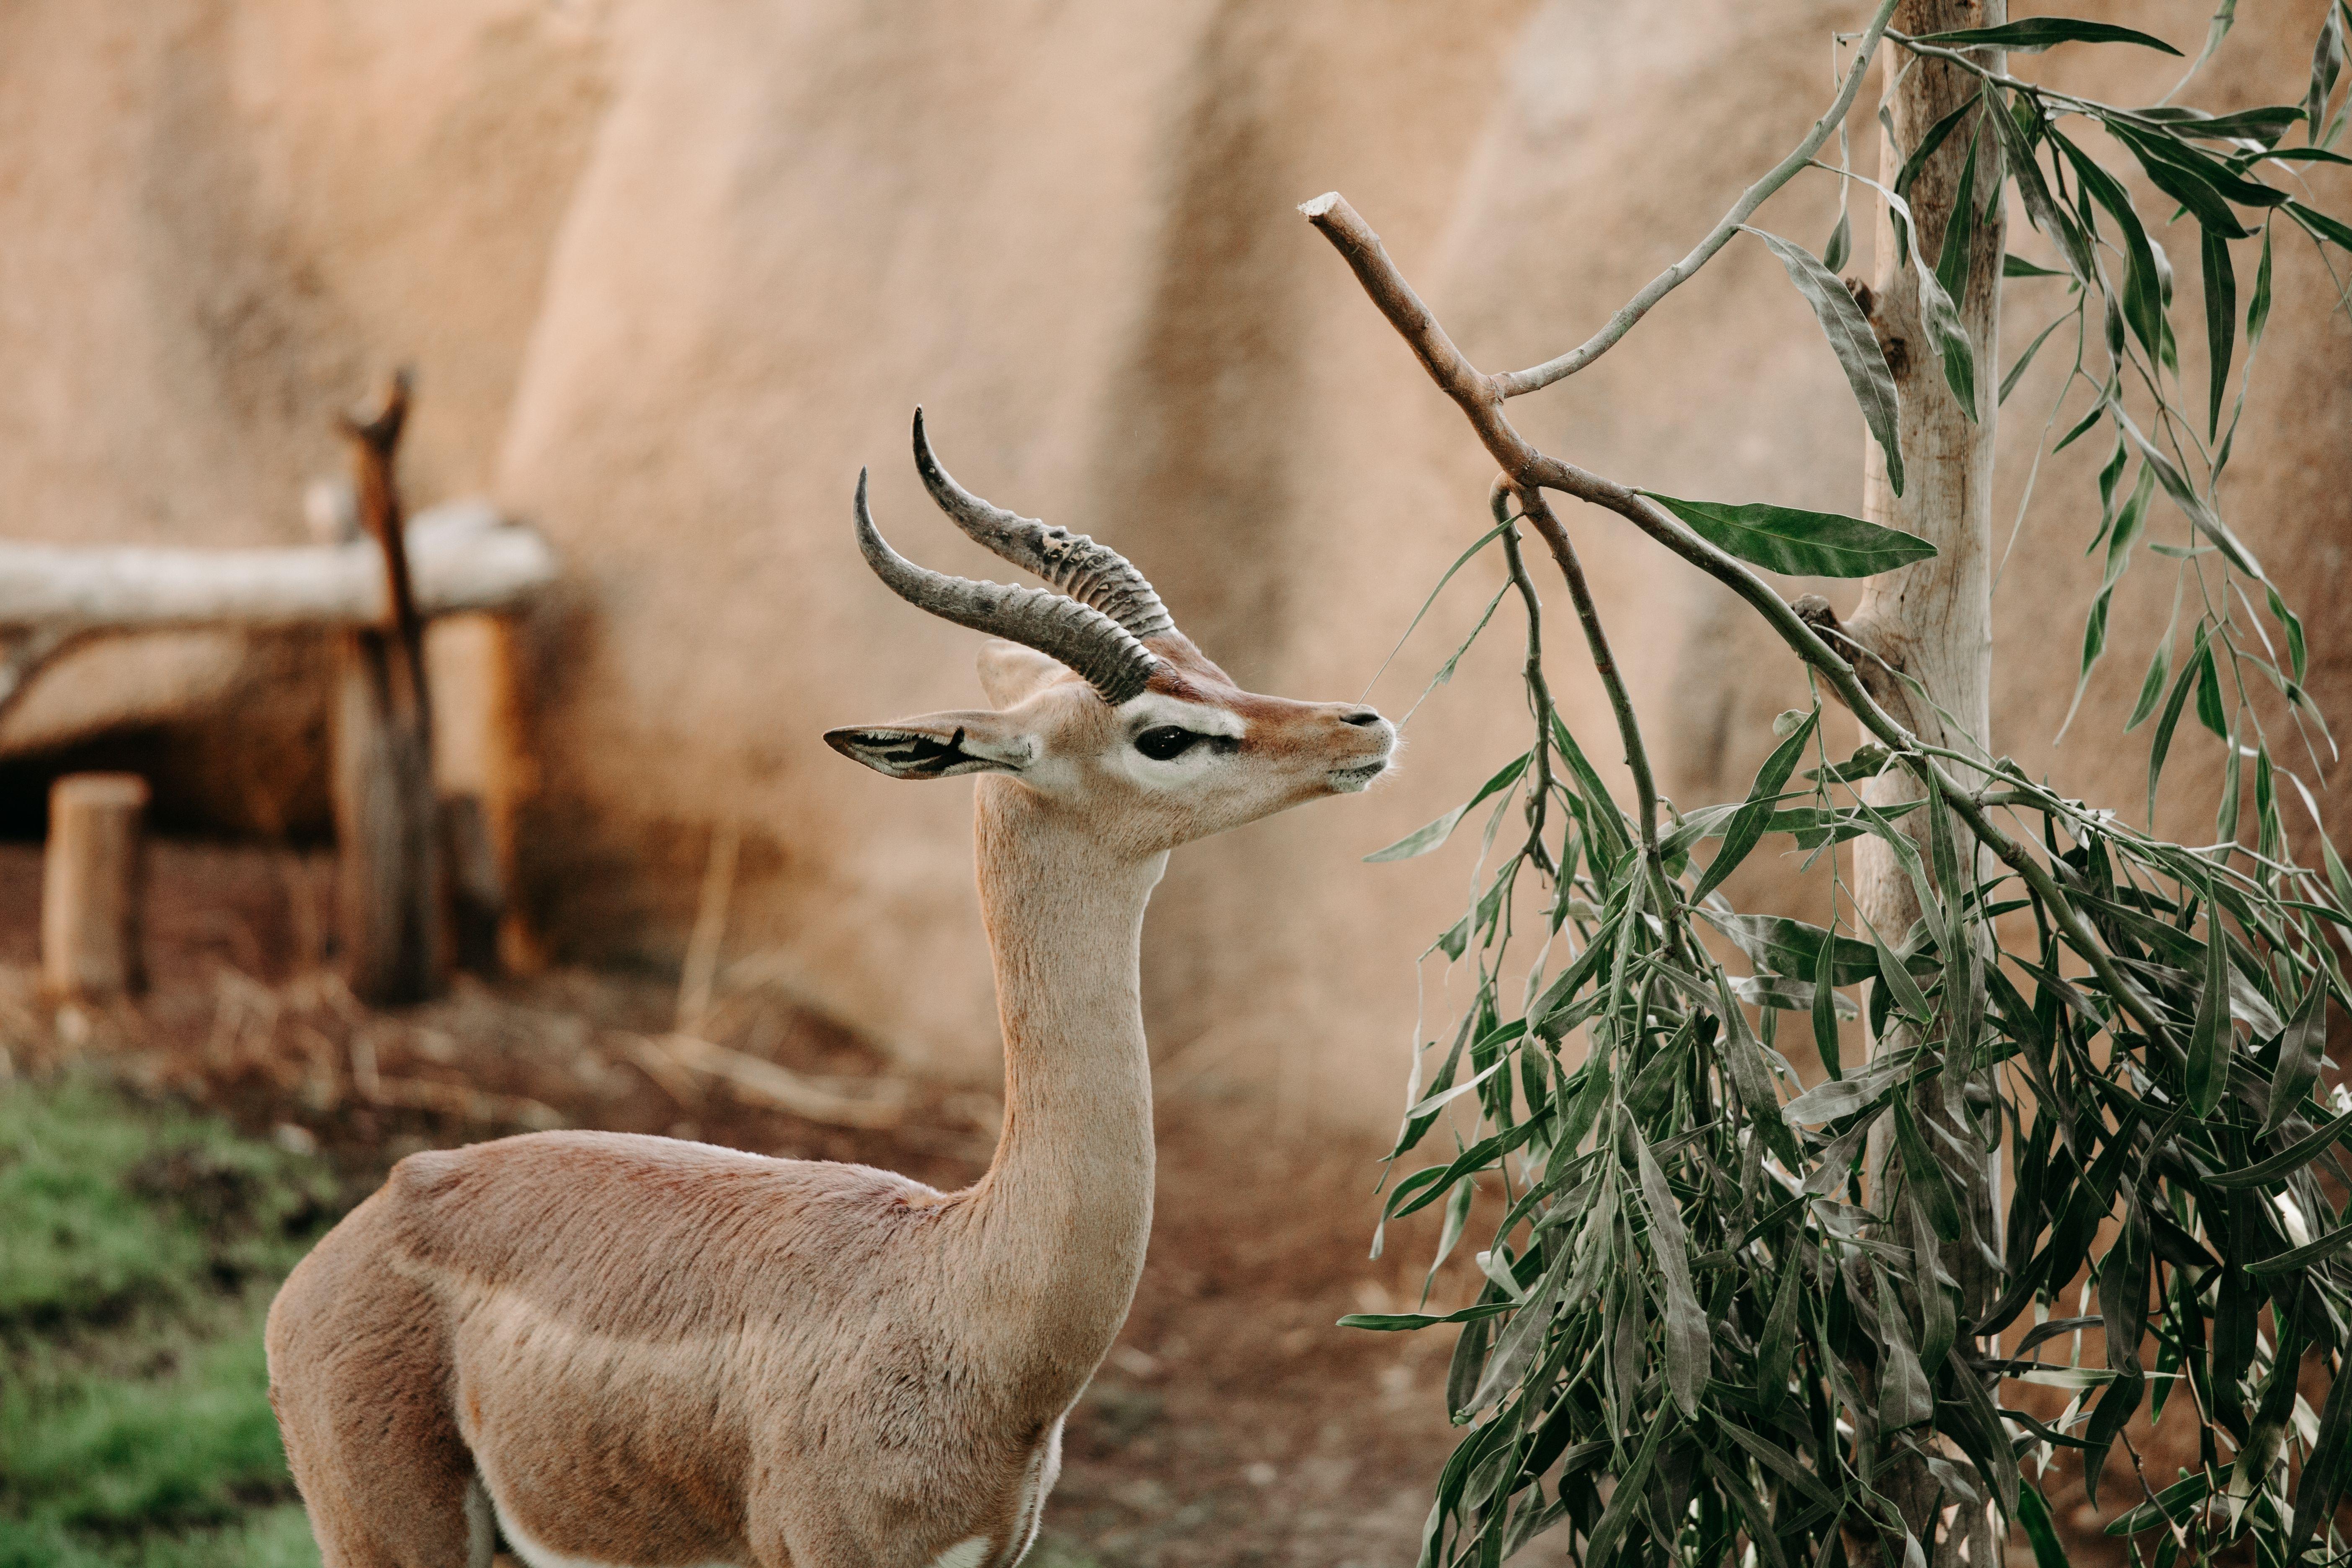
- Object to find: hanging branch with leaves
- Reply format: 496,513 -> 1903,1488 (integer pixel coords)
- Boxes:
1312,4 -> 2352,1565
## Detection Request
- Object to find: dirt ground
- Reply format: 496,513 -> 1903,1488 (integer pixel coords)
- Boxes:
0,838 -> 1500,1568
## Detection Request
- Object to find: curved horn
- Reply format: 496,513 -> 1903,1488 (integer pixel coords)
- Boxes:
912,409 -> 1176,641
853,469 -> 1160,707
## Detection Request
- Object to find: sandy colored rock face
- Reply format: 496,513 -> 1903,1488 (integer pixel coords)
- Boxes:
1,0 -> 2343,1128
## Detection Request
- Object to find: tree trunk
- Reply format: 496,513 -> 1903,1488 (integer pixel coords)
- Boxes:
1849,6 -> 2006,1563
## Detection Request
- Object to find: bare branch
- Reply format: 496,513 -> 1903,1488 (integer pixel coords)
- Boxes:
1300,188 -> 2178,1052
1491,0 -> 1904,397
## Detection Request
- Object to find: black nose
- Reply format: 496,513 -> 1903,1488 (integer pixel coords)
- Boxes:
1340,708 -> 1386,727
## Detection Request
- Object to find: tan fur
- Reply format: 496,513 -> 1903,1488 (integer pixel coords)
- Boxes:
266,632 -> 1391,1568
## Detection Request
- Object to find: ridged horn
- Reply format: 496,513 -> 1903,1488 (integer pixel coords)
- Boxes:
912,408 -> 1176,641
853,469 -> 1160,707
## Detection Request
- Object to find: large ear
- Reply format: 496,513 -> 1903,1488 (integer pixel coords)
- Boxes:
824,709 -> 1040,780
976,640 -> 1070,707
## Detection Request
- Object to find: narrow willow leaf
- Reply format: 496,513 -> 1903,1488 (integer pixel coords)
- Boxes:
2219,1104 -> 2352,1191
2127,639 -> 2172,730
2249,224 -> 2275,345
2195,640 -> 2228,738
1912,236 -> 1981,419
1996,103 -> 2095,281
2312,3 -> 2347,143
1813,924 -> 1842,1081
1366,753 -> 1528,862
1895,1098 -> 1963,1241
1717,913 -> 1880,985
2057,132 -> 2166,359
2110,122 -> 2257,237
2017,1485 -> 2072,1568
2148,637 -> 2202,817
1914,18 -> 2182,54
1639,492 -> 1937,578
1694,706 -> 1817,901
1582,1410 -> 1673,1568
1874,931 -> 1934,1024
2290,1330 -> 2352,1554
2264,981 -> 2332,1136
2001,310 -> 2072,406
2269,586 -> 2308,683
2003,252 -> 2069,278
2186,911 -> 2231,1117
1756,1246 -> 1802,1407
2248,1218 -> 2352,1274
1934,128 -> 1984,309
1635,1133 -> 1708,1416
1743,228 -> 1904,496
1873,1261 -> 1937,1431
1825,207 -> 1851,273
1339,1302 -> 1517,1331
2290,198 -> 2352,251
2113,408 -> 2268,579
2202,228 -> 2237,438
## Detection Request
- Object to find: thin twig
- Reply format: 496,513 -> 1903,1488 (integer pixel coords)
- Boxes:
1492,483 -> 1558,878
1492,0 -> 1903,397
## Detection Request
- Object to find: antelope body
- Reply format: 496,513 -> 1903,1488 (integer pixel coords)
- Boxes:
265,412 -> 1394,1568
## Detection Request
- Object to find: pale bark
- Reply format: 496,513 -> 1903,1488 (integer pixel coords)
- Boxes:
1848,6 -> 2006,1563
0,502 -> 554,629
42,772 -> 148,1001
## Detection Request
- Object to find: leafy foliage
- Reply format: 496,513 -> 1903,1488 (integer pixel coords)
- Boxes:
1351,10 -> 2352,1565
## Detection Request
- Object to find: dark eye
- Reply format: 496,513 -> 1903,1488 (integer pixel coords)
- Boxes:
1134,726 -> 1204,761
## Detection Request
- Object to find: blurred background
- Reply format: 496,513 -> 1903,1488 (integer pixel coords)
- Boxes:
0,1 -> 2344,1564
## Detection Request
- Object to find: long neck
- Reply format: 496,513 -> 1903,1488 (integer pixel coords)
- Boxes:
954,778 -> 1162,1407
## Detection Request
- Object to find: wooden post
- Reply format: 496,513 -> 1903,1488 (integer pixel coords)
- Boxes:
42,772 -> 149,1001
332,371 -> 443,1005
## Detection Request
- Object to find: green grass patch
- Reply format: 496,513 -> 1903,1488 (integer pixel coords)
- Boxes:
0,1075 -> 341,1567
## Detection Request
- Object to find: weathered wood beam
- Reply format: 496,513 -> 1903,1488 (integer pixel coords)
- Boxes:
0,501 -> 555,630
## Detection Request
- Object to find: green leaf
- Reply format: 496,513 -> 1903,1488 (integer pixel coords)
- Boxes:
2016,1485 -> 2072,1568
1912,233 -> 1981,419
1635,1132 -> 1708,1416
2264,980 -> 2332,1137
1823,206 -> 1851,273
2290,198 -> 2352,251
1873,931 -> 1935,1025
1894,1098 -> 1963,1241
2217,1102 -> 2352,1190
1366,753 -> 1528,861
2055,132 -> 2166,360
2126,638 -> 2171,730
1715,914 -> 1880,986
2109,122 -> 2260,237
1813,921 -> 1842,1081
2269,586 -> 2308,683
2201,228 -> 2236,439
2195,639 -> 2228,739
2112,408 -> 2267,579
2001,310 -> 2073,406
2186,910 -> 2231,1118
2003,252 -> 2069,278
1744,228 -> 1905,497
2247,1218 -> 2352,1275
1338,1301 -> 1517,1331
2249,224 -> 2274,346
2148,632 -> 2202,818
1638,492 -> 1937,578
1934,127 -> 1984,307
2311,3 -> 2347,145
1914,18 -> 2181,54
1694,707 -> 1818,901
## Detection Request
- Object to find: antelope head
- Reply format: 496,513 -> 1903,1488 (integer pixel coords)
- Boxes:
827,411 -> 1395,854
